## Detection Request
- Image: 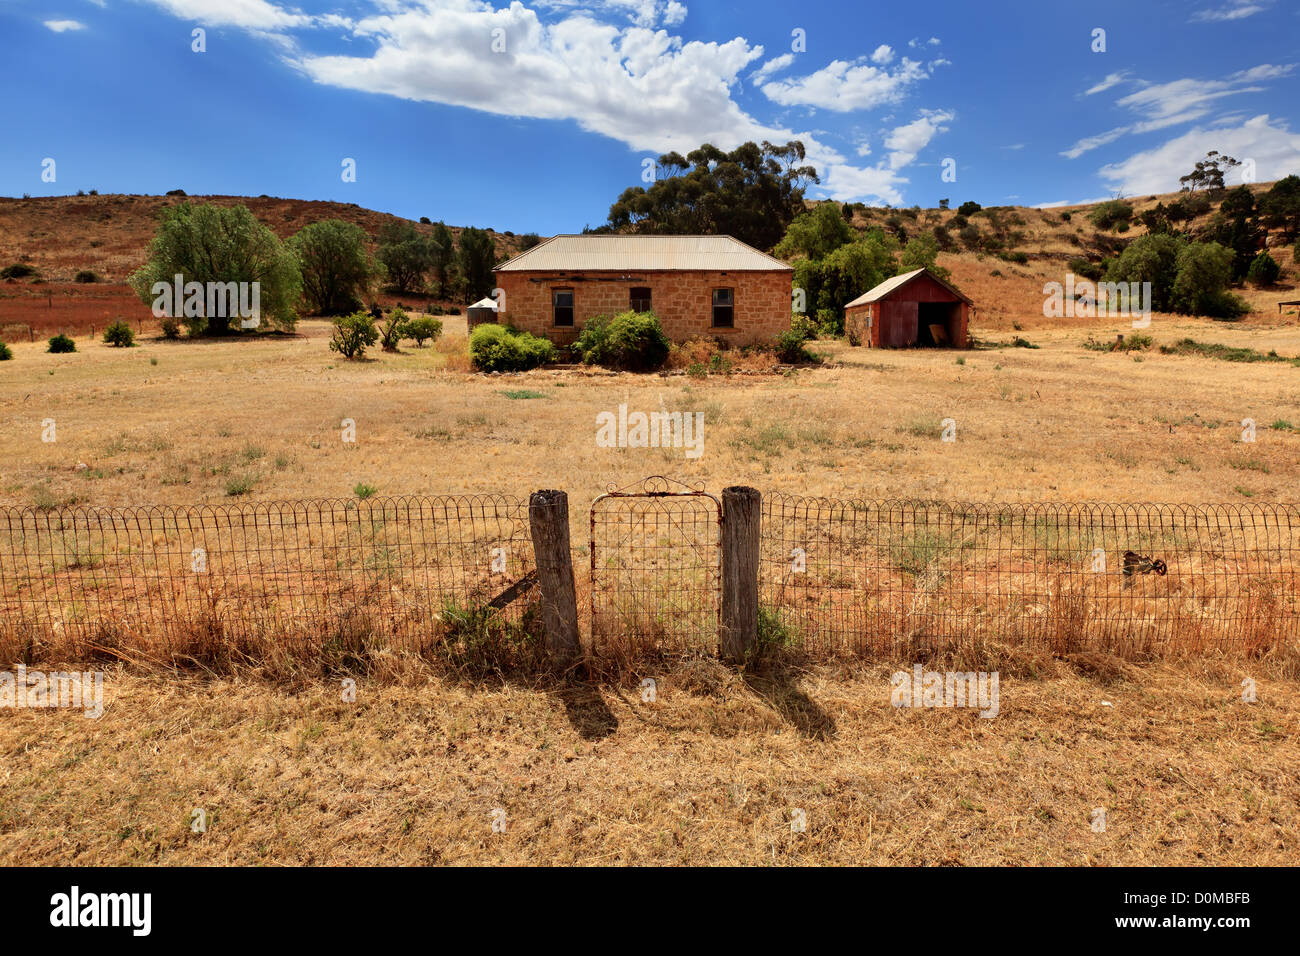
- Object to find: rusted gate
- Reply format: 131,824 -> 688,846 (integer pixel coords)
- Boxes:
589,476 -> 722,652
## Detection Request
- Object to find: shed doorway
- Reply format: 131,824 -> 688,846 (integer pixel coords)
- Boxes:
917,301 -> 959,347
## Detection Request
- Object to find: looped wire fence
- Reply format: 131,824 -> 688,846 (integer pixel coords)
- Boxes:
761,494 -> 1300,658
589,476 -> 721,652
0,495 -> 535,659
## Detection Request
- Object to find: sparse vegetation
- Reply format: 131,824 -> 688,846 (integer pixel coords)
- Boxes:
103,320 -> 135,347
329,311 -> 380,360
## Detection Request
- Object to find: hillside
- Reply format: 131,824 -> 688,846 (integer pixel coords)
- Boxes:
0,185 -> 1296,341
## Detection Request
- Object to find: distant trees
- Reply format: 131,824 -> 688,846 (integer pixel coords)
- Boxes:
1088,199 -> 1134,231
1179,151 -> 1241,193
773,203 -> 854,261
128,202 -> 301,334
791,229 -> 897,333
376,221 -> 434,294
290,218 -> 376,315
1106,233 -> 1246,318
1258,174 -> 1300,239
606,140 -> 818,251
900,232 -> 950,280
456,227 -> 498,303
428,221 -> 455,298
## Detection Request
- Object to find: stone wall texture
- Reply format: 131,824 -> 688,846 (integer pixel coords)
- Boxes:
493,269 -> 793,347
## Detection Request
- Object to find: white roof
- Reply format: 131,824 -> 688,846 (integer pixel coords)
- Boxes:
495,234 -> 792,272
468,297 -> 499,310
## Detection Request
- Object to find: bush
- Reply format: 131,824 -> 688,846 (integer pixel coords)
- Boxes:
0,341 -> 11,361
103,319 -> 134,347
775,327 -> 816,363
789,314 -> 818,341
1068,257 -> 1105,281
1,263 -> 38,279
48,334 -> 76,353
160,316 -> 181,339
379,306 -> 407,351
329,311 -> 380,360
469,323 -> 556,372
1246,251 -> 1281,287
572,311 -> 670,371
957,201 -> 981,216
404,315 -> 443,346
1088,200 -> 1134,231
74,270 -> 98,283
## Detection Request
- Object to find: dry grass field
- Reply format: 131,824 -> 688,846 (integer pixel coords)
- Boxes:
1,659 -> 1295,865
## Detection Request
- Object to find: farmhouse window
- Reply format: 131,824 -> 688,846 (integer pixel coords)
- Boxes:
711,288 -> 734,328
552,288 -> 574,326
630,286 -> 652,313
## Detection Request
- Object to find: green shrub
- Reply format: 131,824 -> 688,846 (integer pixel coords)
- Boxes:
160,317 -> 181,339
74,270 -> 98,283
354,483 -> 378,499
957,201 -> 981,216
789,314 -> 818,341
379,306 -> 408,351
1068,257 -> 1104,281
469,323 -> 556,372
48,334 -> 76,354
329,311 -> 379,360
0,263 -> 38,279
775,327 -> 816,363
0,341 -> 12,361
1088,200 -> 1134,231
572,311 -> 670,371
403,315 -> 443,346
1246,251 -> 1281,287
103,319 -> 134,347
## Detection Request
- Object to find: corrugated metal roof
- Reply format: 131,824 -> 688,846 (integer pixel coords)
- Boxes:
844,267 -> 973,308
467,297 -> 498,310
495,234 -> 792,272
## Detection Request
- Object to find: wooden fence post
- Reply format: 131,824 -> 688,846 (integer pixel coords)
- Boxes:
529,489 -> 580,665
720,485 -> 761,663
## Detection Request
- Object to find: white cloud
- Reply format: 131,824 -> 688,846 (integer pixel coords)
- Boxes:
1062,62 -> 1294,158
883,109 -> 953,169
140,0 -> 313,30
1098,114 -> 1300,194
44,19 -> 86,32
1003,143 -> 1025,150
749,52 -> 794,86
663,1 -> 686,26
1191,1 -> 1269,22
761,56 -> 928,112
870,44 -> 893,65
1085,71 -> 1129,96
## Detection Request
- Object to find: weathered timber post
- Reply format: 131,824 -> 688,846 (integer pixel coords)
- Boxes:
720,485 -> 761,663
529,489 -> 580,664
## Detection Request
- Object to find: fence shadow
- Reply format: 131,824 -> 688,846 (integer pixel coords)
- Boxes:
742,663 -> 836,741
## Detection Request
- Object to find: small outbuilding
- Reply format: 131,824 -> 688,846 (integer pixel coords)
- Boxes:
466,296 -> 499,330
843,267 -> 973,349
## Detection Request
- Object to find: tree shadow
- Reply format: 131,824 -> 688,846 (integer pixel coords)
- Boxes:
742,662 -> 836,741
549,680 -> 619,741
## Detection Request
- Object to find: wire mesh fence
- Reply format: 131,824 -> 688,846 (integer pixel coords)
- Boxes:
0,495 -> 536,661
761,494 -> 1300,659
589,477 -> 721,653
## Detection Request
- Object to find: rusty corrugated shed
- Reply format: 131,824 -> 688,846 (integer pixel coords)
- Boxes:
495,234 -> 792,272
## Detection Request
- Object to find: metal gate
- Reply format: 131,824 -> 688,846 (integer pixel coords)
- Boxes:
589,476 -> 721,652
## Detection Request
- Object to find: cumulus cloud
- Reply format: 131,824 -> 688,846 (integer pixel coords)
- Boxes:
1098,114 -> 1300,194
44,19 -> 86,32
749,53 -> 794,86
883,109 -> 953,169
761,56 -> 928,112
870,44 -> 893,65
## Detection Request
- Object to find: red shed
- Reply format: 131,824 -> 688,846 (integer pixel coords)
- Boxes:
843,267 -> 973,348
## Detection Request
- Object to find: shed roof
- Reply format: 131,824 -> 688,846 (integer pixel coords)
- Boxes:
467,296 -> 499,310
494,234 -> 792,272
844,267 -> 973,308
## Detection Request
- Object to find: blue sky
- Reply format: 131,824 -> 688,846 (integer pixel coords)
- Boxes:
2,0 -> 1298,234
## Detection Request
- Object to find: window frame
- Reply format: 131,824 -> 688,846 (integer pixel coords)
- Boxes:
711,287 -> 735,329
629,286 -> 652,313
552,287 -> 575,327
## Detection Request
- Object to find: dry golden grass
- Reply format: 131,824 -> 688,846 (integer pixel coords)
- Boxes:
1,659 -> 1295,865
